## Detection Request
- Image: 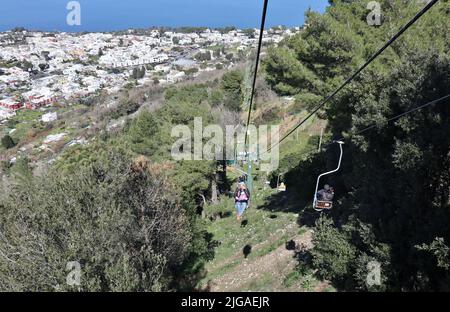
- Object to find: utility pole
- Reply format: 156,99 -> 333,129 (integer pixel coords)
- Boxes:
318,127 -> 324,152
247,150 -> 253,196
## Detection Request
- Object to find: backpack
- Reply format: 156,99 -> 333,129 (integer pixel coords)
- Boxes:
236,189 -> 249,201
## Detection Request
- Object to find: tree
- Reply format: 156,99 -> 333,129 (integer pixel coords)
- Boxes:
38,63 -> 49,71
10,156 -> 32,179
268,0 -> 450,291
131,66 -> 146,80
140,66 -> 146,78
329,53 -> 450,290
126,110 -> 163,156
41,51 -> 51,61
19,60 -> 33,72
311,216 -> 356,284
0,153 -> 192,291
221,70 -> 244,112
194,51 -> 212,62
225,53 -> 234,61
131,67 -> 138,80
209,90 -> 224,107
242,28 -> 255,38
1,135 -> 16,149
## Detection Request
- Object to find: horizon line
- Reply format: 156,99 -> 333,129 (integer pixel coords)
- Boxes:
1,24 -> 304,34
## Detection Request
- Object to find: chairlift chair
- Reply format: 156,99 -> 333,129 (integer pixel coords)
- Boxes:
313,141 -> 344,212
277,173 -> 287,192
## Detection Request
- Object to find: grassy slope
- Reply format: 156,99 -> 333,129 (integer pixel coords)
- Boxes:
198,110 -> 335,292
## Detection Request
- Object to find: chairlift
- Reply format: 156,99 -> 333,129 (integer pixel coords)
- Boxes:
277,173 -> 287,192
313,141 -> 344,212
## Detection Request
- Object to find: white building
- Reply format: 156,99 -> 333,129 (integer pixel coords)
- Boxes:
41,112 -> 58,123
166,70 -> 185,83
0,98 -> 22,111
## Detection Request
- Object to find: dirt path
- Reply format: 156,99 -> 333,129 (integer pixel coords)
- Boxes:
206,230 -> 330,292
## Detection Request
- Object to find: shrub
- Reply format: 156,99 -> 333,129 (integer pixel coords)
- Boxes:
311,216 -> 356,283
0,153 -> 192,291
1,135 -> 16,149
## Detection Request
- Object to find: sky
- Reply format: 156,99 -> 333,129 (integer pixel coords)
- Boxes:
0,0 -> 329,32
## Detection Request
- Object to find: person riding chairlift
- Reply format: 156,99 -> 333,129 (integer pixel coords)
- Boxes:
234,182 -> 250,222
316,184 -> 334,202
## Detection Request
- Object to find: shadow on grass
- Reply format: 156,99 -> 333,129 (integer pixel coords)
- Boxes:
256,190 -> 322,227
256,191 -> 297,213
285,239 -> 296,250
243,244 -> 252,258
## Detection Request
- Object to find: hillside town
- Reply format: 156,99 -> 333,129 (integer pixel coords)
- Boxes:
0,27 -> 299,122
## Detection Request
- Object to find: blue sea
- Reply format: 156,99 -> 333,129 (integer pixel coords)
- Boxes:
0,0 -> 329,32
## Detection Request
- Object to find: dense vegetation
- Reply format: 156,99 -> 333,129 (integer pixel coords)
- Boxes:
1,0 -> 449,292
0,152 -> 193,291
0,66 -> 246,291
265,0 -> 450,291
